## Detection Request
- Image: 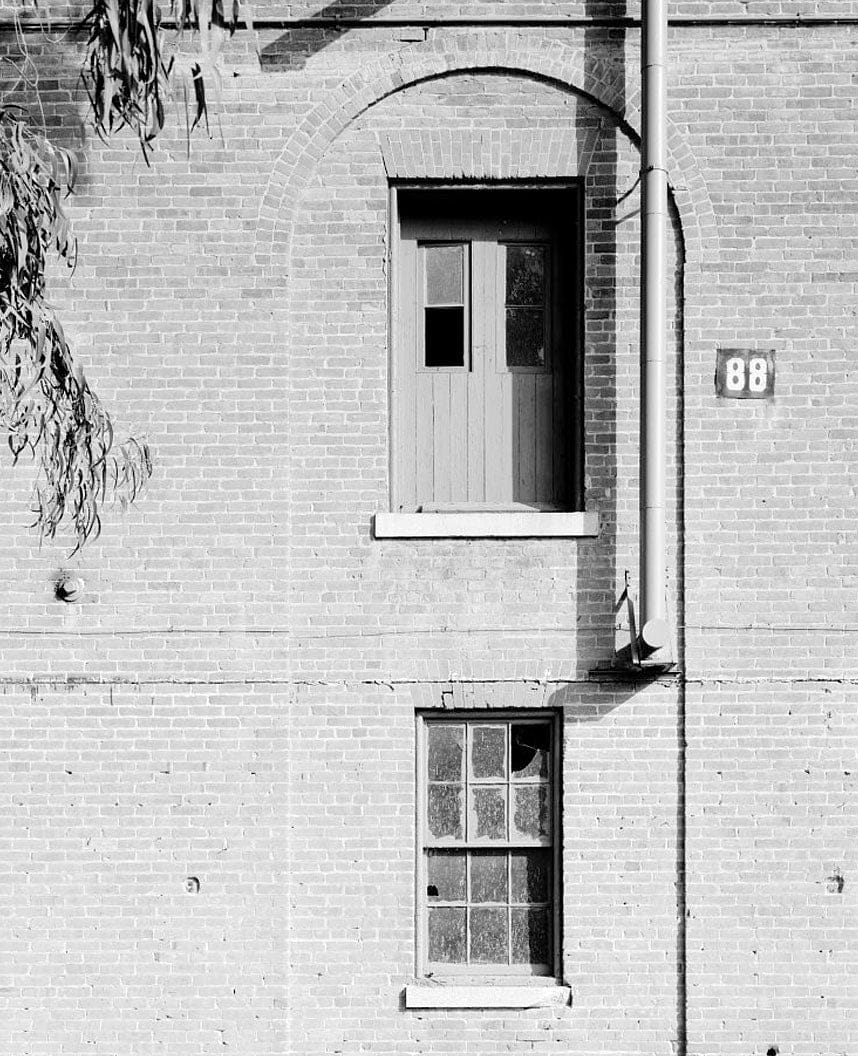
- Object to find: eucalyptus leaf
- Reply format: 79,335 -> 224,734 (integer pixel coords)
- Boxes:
0,106 -> 152,549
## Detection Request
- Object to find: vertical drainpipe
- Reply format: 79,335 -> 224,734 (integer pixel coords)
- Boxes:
639,0 -> 671,652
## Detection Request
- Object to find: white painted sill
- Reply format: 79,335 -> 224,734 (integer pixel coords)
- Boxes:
374,511 -> 600,539
405,983 -> 572,1009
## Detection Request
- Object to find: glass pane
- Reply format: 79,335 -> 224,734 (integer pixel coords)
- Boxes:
512,785 -> 550,840
506,245 -> 545,306
506,308 -> 545,368
471,851 -> 508,903
427,851 -> 466,901
425,244 -> 464,305
470,907 -> 509,964
471,786 -> 507,840
428,907 -> 466,963
511,849 -> 550,903
425,307 -> 465,368
470,725 -> 505,779
428,725 -> 464,781
428,784 -> 464,840
511,724 -> 550,779
511,907 -> 550,965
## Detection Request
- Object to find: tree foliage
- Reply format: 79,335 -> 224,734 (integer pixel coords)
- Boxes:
81,0 -> 253,156
1,0 -> 250,549
0,106 -> 151,550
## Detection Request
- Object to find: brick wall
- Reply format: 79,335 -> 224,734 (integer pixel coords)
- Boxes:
1,5 -> 856,1055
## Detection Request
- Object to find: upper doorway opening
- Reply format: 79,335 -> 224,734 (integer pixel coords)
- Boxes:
392,184 -> 584,513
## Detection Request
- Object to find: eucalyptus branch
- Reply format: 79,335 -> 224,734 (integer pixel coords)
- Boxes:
80,0 -> 255,158
0,106 -> 152,550
0,0 -> 259,549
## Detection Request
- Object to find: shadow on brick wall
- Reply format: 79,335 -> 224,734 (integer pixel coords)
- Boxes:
260,0 -> 397,71
0,34 -> 92,188
575,11 -> 626,671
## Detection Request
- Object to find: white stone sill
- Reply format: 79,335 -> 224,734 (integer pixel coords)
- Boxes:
374,512 -> 599,538
405,984 -> 572,1009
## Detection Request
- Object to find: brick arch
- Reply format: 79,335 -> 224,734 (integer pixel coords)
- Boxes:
254,37 -> 719,281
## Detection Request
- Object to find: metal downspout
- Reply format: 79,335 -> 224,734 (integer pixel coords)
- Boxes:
640,0 -> 670,652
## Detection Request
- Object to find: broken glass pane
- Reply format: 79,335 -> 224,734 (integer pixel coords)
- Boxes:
427,851 -> 466,901
511,849 -> 550,904
428,907 -> 466,963
506,245 -> 545,306
512,785 -> 550,840
425,306 -> 465,367
472,786 -> 506,840
425,244 -> 464,305
428,725 -> 464,781
511,907 -> 550,965
428,784 -> 464,840
506,308 -> 545,368
470,851 -> 508,903
511,724 -> 550,779
470,907 -> 508,964
470,725 -> 505,780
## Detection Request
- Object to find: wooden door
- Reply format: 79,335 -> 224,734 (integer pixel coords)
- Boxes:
395,191 -> 576,511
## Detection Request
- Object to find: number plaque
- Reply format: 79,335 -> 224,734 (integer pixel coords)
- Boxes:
715,348 -> 775,399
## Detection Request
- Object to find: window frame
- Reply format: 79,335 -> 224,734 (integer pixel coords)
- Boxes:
417,240 -> 472,374
389,180 -> 586,519
497,240 -> 553,376
415,710 -> 563,981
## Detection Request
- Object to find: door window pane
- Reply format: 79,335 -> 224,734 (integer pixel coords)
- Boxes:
506,309 -> 546,368
505,244 -> 548,369
425,306 -> 465,367
426,244 -> 464,304
506,245 -> 545,305
422,243 -> 467,368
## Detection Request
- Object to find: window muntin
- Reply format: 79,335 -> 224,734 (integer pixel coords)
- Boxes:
419,715 -> 559,977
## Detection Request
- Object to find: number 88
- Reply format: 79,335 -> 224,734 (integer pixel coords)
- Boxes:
725,355 -> 768,393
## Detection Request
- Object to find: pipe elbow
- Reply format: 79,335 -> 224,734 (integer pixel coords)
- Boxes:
641,616 -> 671,651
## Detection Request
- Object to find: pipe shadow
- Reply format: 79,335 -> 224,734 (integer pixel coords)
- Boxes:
574,13 -> 626,674
260,0 -> 398,71
547,679 -> 638,720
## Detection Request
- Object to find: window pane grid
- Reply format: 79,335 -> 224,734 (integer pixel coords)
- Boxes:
424,718 -> 555,971
427,851 -> 552,968
426,720 -> 551,847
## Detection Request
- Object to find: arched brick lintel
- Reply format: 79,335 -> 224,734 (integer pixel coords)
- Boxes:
255,40 -> 718,280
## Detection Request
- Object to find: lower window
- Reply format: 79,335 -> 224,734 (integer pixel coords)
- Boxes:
417,713 -> 560,977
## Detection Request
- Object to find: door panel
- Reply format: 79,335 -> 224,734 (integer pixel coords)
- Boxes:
396,191 -> 577,511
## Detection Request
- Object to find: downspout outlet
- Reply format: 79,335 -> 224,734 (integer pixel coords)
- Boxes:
641,616 -> 671,652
